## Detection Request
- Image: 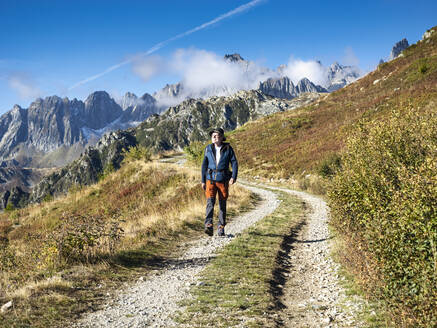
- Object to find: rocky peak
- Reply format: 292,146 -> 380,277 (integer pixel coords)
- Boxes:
160,84 -> 183,97
153,83 -> 184,107
120,92 -> 158,123
120,92 -> 138,110
8,105 -> 26,122
258,76 -> 297,99
45,95 -> 64,106
390,38 -> 409,60
330,62 -> 343,72
27,96 -> 70,120
296,78 -> 327,93
224,53 -> 245,62
11,104 -> 22,112
84,91 -> 112,106
83,91 -> 123,129
326,63 -> 361,92
140,92 -> 156,103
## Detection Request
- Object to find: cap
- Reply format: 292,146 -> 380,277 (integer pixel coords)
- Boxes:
209,127 -> 226,141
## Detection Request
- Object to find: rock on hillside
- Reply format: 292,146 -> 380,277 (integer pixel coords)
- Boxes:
0,166 -> 32,192
1,186 -> 29,209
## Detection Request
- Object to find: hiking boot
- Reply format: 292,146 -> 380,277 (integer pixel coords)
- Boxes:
204,224 -> 213,236
217,225 -> 225,237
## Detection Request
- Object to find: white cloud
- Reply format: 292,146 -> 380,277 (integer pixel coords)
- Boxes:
130,49 -> 363,108
132,55 -> 164,82
171,49 -> 246,90
342,46 -> 360,67
8,73 -> 41,99
281,57 -> 328,86
145,48 -> 277,107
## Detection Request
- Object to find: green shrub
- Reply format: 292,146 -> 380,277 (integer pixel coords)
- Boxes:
98,162 -> 115,181
43,194 -> 54,202
328,106 -> 437,327
122,145 -> 152,163
0,243 -> 17,271
419,63 -> 429,74
317,153 -> 342,178
184,141 -> 207,166
4,202 -> 15,212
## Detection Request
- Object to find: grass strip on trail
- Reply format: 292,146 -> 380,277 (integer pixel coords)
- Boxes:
175,191 -> 306,328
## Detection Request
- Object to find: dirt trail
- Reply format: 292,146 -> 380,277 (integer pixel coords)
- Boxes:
73,184 -> 279,328
258,184 -> 364,328
72,177 -> 364,327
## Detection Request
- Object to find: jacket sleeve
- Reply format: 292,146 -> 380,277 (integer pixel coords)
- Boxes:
201,147 -> 208,184
230,147 -> 238,181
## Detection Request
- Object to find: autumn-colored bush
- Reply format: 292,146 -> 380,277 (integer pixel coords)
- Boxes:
49,213 -> 123,266
328,105 -> 436,327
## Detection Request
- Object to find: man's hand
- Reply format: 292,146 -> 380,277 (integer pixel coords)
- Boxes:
229,178 -> 236,185
202,183 -> 206,190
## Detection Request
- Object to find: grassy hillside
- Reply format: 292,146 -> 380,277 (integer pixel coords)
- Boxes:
0,158 -> 254,327
228,26 -> 437,179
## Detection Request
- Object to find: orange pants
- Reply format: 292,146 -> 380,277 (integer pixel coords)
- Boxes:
205,180 -> 229,200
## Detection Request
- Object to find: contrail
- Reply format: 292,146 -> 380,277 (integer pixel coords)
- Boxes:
69,0 -> 265,91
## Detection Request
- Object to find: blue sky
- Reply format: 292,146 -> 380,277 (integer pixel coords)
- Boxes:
0,0 -> 436,113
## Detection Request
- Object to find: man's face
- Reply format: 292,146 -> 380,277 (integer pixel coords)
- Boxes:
211,132 -> 223,145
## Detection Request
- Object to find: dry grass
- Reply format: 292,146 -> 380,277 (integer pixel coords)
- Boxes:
9,276 -> 73,300
0,159 -> 254,327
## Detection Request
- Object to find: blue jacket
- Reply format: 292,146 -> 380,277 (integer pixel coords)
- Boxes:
201,143 -> 238,183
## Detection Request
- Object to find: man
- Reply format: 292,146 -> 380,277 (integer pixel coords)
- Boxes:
201,128 -> 238,237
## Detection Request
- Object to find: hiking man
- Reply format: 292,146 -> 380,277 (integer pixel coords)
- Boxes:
201,128 -> 238,237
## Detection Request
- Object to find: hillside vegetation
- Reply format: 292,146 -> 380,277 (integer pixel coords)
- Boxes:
0,156 -> 254,327
227,26 -> 437,327
228,27 -> 437,179
329,104 -> 436,327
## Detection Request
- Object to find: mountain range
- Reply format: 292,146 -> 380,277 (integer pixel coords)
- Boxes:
0,55 -> 359,166
0,27 -> 420,208
4,90 -> 321,207
0,52 -> 364,200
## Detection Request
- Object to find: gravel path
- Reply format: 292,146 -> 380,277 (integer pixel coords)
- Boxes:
258,184 -> 365,328
73,181 -> 364,328
73,184 -> 279,328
